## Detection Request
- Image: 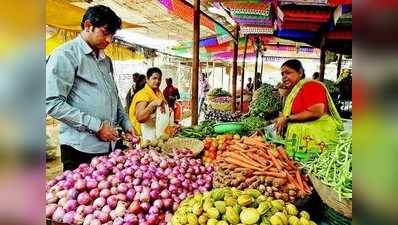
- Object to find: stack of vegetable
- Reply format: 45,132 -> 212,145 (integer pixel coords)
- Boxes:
46,148 -> 214,225
207,96 -> 233,111
204,108 -> 242,122
213,136 -> 312,202
171,187 -> 317,225
178,120 -> 216,139
207,88 -> 231,98
303,132 -> 352,200
202,134 -> 241,164
249,83 -> 282,120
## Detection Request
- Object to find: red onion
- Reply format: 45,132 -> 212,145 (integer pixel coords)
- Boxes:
134,185 -> 143,193
67,188 -> 79,200
127,200 -> 141,214
192,183 -> 198,189
93,209 -> 101,218
110,186 -> 118,195
117,193 -> 127,202
73,173 -> 82,180
142,179 -> 151,187
89,188 -> 100,199
113,217 -> 124,225
159,179 -> 167,188
140,202 -> 150,212
153,199 -> 163,209
149,189 -> 160,200
124,213 -> 138,225
117,183 -> 128,193
160,190 -> 170,199
146,214 -> 158,225
62,211 -> 75,224
162,198 -> 172,209
106,195 -> 117,209
182,180 -> 190,189
98,180 -> 110,190
132,178 -> 141,186
99,188 -> 110,198
74,179 -> 86,191
90,219 -> 101,225
52,207 -> 65,222
125,175 -> 133,183
86,179 -> 98,189
134,170 -> 143,178
93,197 -> 106,209
63,179 -> 75,189
77,192 -> 90,205
97,211 -> 110,223
168,185 -> 177,193
109,210 -> 117,220
178,192 -> 187,201
46,192 -> 58,204
76,205 -> 85,214
74,212 -> 84,224
150,181 -> 160,190
56,190 -> 68,199
46,204 -> 57,218
64,199 -> 78,212
84,205 -> 94,215
148,206 -> 159,215
126,189 -> 136,200
198,186 -> 207,193
58,197 -> 68,207
159,160 -> 167,169
83,214 -> 94,225
101,205 -> 112,214
111,177 -> 121,187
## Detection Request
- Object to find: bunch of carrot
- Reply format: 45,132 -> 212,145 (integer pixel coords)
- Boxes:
214,135 -> 312,201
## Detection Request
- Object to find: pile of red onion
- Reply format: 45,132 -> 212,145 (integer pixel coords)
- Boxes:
46,148 -> 213,225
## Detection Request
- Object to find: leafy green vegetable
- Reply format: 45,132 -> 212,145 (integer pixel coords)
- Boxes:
208,88 -> 231,97
249,83 -> 281,120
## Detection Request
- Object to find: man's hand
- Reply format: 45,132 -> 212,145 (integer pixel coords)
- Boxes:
124,128 -> 135,142
96,120 -> 118,142
273,116 -> 288,136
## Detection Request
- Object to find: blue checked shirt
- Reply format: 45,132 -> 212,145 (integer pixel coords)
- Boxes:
46,35 -> 132,154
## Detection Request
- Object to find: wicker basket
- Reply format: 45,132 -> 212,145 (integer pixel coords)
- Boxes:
207,101 -> 232,111
162,137 -> 204,156
309,174 -> 352,218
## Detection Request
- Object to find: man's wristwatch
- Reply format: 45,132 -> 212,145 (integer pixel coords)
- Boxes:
286,115 -> 292,122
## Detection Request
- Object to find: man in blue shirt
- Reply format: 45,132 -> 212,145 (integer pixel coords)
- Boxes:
46,5 -> 134,171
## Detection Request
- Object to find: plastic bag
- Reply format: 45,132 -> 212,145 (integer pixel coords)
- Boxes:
155,106 -> 174,138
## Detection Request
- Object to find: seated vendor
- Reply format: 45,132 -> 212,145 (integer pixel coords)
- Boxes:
129,67 -> 167,140
273,59 -> 343,150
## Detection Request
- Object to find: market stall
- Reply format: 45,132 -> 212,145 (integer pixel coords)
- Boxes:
46,0 -> 352,225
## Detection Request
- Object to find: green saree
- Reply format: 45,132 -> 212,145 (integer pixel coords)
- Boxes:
283,79 -> 343,150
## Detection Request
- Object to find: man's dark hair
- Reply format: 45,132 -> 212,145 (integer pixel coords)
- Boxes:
133,72 -> 140,78
81,5 -> 122,35
281,59 -> 306,78
166,78 -> 173,83
248,77 -> 252,81
312,72 -> 320,80
147,67 -> 162,79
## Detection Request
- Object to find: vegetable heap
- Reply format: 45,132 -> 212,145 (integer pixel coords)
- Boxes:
179,120 -> 217,139
241,116 -> 268,133
205,108 -> 242,122
303,132 -> 352,200
202,134 -> 241,164
171,187 -> 317,225
249,83 -> 282,120
46,148 -> 214,225
213,136 -> 312,202
207,88 -> 231,97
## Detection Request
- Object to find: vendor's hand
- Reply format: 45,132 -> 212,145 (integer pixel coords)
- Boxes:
150,99 -> 163,108
273,116 -> 288,136
96,120 -> 118,142
124,128 -> 135,142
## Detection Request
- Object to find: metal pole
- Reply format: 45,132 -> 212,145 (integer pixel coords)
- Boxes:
232,26 -> 239,112
319,34 -> 326,82
254,37 -> 260,90
336,54 -> 343,79
191,0 -> 200,125
240,35 -> 248,112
